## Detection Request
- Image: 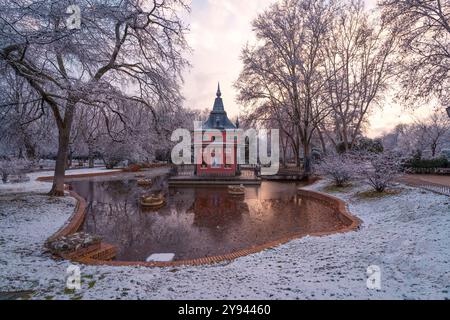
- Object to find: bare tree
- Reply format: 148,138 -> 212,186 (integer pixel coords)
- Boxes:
382,108 -> 450,158
379,0 -> 450,105
323,0 -> 398,152
236,0 -> 335,177
415,109 -> 450,158
0,71 -> 57,159
0,0 -> 189,195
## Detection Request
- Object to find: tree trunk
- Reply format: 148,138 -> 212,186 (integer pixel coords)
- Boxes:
431,142 -> 437,158
292,142 -> 300,167
281,140 -> 287,169
88,141 -> 95,168
48,100 -> 77,197
302,142 -> 312,179
68,153 -> 72,169
49,129 -> 71,196
21,129 -> 37,160
317,128 -> 327,155
89,157 -> 94,168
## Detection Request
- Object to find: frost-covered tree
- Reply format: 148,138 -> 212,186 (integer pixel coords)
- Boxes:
0,71 -> 58,159
0,0 -> 189,195
357,151 -> 403,192
0,157 -> 33,183
323,0 -> 398,152
317,154 -> 359,187
71,107 -> 104,168
414,109 -> 450,158
382,109 -> 450,158
379,0 -> 450,105
236,0 -> 397,176
236,0 -> 336,177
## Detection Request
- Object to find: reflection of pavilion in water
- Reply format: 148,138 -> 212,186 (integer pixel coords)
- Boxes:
74,179 -> 344,261
187,188 -> 249,229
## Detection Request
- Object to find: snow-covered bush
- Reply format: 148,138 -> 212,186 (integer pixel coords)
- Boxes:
0,158 -> 33,183
357,152 -> 404,192
101,142 -> 130,169
317,155 -> 358,187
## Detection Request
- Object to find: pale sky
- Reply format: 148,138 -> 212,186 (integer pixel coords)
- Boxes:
182,0 -> 428,138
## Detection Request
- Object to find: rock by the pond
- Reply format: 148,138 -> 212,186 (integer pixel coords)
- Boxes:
46,232 -> 102,256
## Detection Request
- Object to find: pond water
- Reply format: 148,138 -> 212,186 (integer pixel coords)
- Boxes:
70,177 -> 345,262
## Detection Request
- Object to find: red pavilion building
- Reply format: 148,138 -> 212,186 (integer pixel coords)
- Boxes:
195,84 -> 240,177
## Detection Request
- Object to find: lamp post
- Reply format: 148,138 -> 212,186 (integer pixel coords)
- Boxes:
447,106 -> 450,118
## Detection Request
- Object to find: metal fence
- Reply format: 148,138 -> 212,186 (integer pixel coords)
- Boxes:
419,184 -> 450,197
177,165 -> 196,176
173,165 -> 256,179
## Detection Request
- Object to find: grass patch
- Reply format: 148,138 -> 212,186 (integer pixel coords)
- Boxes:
322,184 -> 354,193
64,288 -> 75,295
356,189 -> 402,199
88,281 -> 96,289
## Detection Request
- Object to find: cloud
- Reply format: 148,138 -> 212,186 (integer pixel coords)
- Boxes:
182,0 -> 273,115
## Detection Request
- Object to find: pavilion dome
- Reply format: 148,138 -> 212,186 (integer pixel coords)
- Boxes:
203,83 -> 237,130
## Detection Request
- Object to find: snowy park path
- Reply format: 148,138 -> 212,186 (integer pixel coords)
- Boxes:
0,167 -> 122,194
0,172 -> 449,300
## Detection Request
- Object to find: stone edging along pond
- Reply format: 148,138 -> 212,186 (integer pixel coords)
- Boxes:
42,171 -> 363,268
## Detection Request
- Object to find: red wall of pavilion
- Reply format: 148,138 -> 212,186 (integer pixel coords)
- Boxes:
195,131 -> 238,177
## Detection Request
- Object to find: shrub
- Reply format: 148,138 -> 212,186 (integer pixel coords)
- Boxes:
0,158 -> 33,184
102,148 -> 126,169
317,155 -> 358,187
357,152 -> 403,193
405,156 -> 449,169
355,138 -> 384,154
336,138 -> 384,154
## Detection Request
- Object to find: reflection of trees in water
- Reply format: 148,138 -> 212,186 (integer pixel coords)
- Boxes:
84,189 -> 203,259
102,180 -> 136,200
84,202 -> 138,248
239,195 -> 311,243
149,175 -> 169,195
186,188 -> 250,244
167,188 -> 195,213
77,177 -> 344,261
147,208 -> 196,246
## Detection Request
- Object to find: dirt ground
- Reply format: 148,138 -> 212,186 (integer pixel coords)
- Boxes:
400,174 -> 450,188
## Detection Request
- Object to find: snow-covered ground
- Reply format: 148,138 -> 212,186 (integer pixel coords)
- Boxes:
0,172 -> 449,300
0,167 -> 121,194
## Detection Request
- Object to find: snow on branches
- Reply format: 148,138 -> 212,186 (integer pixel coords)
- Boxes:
0,158 -> 33,184
318,151 -> 405,192
317,155 -> 358,187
